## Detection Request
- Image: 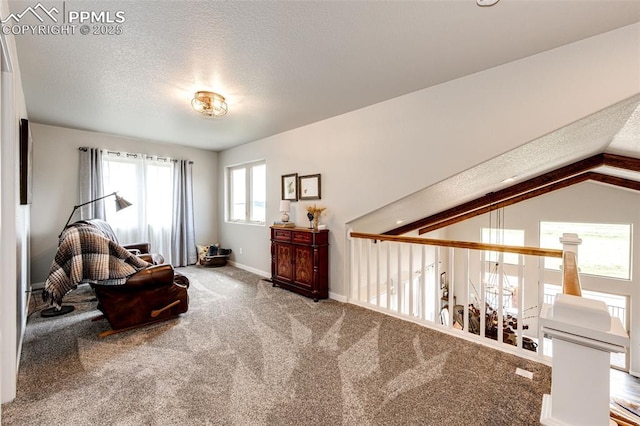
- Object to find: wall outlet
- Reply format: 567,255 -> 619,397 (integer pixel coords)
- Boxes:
515,368 -> 533,380
238,248 -> 243,255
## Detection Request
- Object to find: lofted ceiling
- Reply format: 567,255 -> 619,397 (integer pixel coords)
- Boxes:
7,0 -> 640,151
351,95 -> 640,233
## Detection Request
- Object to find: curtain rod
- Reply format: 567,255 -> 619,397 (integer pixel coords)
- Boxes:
79,147 -> 194,164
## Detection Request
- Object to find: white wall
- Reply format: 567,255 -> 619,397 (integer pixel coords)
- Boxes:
218,24 -> 640,299
445,181 -> 640,375
29,124 -> 218,283
0,0 -> 29,404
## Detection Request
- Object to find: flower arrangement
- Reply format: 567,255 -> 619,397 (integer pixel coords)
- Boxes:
306,204 -> 326,229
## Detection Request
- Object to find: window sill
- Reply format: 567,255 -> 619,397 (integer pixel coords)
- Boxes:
225,221 -> 266,227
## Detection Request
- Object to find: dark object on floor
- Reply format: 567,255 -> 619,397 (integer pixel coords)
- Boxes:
41,305 -> 75,317
207,245 -> 219,256
202,248 -> 232,267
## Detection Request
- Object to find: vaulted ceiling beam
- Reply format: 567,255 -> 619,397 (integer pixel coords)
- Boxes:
602,153 -> 640,173
384,153 -> 640,236
417,172 -> 594,235
416,171 -> 640,235
384,153 -> 606,235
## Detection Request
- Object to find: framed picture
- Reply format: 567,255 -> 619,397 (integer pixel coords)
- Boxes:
440,272 -> 446,289
19,118 -> 32,205
298,174 -> 321,200
281,173 -> 298,201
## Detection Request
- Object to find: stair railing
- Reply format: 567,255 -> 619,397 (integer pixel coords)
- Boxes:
348,231 -> 563,361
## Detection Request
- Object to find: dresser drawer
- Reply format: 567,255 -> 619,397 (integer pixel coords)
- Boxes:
272,229 -> 291,241
292,231 -> 312,244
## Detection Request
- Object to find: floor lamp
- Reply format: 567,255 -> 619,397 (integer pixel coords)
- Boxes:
42,191 -> 132,318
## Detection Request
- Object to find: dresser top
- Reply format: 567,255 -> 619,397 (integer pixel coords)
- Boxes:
270,226 -> 328,233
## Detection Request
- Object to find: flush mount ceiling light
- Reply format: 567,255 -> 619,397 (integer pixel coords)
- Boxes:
191,91 -> 228,118
477,0 -> 500,6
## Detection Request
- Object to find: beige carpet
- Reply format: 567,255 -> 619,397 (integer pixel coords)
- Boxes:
2,265 -> 550,425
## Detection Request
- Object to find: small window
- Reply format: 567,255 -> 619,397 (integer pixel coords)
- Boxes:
540,221 -> 631,280
481,228 -> 525,265
227,160 -> 266,224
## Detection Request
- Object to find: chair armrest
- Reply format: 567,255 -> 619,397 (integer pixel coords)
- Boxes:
123,242 -> 151,254
173,272 -> 190,289
138,253 -> 165,265
125,264 -> 174,289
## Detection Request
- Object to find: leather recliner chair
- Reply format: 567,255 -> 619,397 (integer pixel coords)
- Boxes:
76,219 -> 189,337
93,264 -> 189,337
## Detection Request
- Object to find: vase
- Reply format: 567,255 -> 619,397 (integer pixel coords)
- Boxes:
313,213 -> 319,230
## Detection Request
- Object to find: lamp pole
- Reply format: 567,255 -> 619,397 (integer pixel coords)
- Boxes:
59,191 -> 119,237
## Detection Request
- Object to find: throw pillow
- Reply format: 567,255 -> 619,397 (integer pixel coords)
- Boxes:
196,245 -> 209,265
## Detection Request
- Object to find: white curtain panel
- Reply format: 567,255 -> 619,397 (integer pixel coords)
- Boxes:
102,152 -> 174,261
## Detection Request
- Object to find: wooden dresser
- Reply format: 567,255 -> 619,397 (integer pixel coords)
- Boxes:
270,226 -> 329,301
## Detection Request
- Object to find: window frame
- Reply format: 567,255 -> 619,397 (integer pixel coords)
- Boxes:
226,160 -> 266,225
101,152 -> 175,252
481,227 -> 525,265
539,221 -> 632,280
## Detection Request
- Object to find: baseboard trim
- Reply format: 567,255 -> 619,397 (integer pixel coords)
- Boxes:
226,262 -> 347,302
226,261 -> 270,278
347,298 -> 552,367
329,292 -> 347,303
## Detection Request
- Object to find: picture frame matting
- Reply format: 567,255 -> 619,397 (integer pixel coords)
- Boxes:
298,174 -> 321,200
282,173 -> 298,201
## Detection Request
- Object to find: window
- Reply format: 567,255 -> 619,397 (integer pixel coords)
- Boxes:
227,160 -> 266,224
540,221 -> 631,280
481,228 -> 525,265
102,153 -> 174,255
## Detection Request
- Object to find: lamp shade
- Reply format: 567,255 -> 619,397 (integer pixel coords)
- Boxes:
115,194 -> 132,211
60,191 -> 133,238
279,200 -> 291,212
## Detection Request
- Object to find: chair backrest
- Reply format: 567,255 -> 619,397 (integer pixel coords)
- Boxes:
79,219 -> 119,244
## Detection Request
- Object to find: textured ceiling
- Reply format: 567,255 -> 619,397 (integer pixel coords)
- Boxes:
351,95 -> 640,233
8,0 -> 640,150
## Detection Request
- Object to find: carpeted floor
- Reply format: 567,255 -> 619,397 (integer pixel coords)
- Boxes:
2,265 -> 550,425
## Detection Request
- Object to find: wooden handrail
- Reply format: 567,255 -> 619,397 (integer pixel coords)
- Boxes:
350,232 -> 563,258
562,251 -> 582,296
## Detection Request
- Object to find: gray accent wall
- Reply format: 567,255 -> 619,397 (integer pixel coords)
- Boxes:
29,124 -> 219,283
217,25 -> 640,300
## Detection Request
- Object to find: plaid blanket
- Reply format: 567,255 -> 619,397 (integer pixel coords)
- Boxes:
43,222 -> 151,306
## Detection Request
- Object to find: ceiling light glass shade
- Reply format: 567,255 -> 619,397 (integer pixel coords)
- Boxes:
191,91 -> 228,118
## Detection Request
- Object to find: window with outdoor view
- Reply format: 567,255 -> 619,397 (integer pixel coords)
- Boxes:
227,160 -> 266,224
481,228 -> 525,265
540,221 -> 631,280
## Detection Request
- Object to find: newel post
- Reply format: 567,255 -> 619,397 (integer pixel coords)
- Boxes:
540,233 -> 628,425
559,232 -> 581,257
